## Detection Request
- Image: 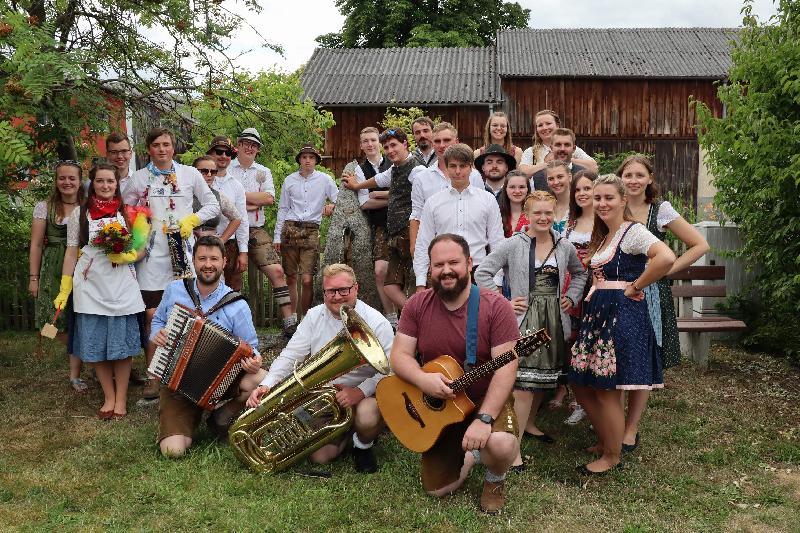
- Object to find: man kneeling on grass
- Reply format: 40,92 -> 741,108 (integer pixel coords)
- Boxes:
152,235 -> 264,457
245,263 -> 394,473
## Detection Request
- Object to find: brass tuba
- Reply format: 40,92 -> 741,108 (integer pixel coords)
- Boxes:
228,305 -> 390,473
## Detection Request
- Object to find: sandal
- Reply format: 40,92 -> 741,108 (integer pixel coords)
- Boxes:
70,378 -> 89,393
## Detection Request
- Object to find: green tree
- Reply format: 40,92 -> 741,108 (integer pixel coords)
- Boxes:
0,0 -> 278,189
694,0 -> 800,360
180,70 -> 335,233
316,0 -> 530,48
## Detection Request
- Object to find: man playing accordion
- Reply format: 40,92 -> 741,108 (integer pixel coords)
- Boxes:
151,235 -> 263,457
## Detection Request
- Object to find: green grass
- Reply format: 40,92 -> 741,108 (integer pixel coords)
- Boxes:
1,334 -> 799,531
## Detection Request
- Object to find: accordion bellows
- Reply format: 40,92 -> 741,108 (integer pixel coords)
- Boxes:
148,304 -> 253,409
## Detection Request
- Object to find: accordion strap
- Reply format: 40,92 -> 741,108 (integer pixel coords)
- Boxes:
182,277 -> 247,317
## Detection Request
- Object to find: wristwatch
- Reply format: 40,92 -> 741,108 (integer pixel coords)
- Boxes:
475,412 -> 494,425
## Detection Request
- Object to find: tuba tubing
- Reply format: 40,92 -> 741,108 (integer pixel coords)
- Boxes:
228,305 -> 390,473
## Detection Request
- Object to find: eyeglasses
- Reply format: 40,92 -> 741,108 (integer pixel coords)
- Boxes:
107,149 -> 131,157
322,284 -> 355,298
197,168 -> 218,176
238,140 -> 260,150
379,129 -> 399,142
211,148 -> 235,157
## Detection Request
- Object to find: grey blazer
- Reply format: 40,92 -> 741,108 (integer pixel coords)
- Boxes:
474,229 -> 589,339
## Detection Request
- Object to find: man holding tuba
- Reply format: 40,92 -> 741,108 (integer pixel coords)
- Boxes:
245,263 -> 394,473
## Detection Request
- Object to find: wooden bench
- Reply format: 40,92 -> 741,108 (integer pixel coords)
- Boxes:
669,265 -> 747,367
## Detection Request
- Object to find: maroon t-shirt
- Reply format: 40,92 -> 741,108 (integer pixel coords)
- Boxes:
397,287 -> 519,402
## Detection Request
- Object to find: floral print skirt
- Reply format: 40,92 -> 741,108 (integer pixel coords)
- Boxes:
569,288 -> 664,390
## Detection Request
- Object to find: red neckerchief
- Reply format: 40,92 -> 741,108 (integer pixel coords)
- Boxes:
88,197 -> 121,220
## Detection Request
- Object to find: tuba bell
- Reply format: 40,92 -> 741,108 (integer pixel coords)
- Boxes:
228,305 -> 390,473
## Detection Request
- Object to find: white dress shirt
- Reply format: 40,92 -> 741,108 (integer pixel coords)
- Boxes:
259,299 -> 393,397
228,159 -> 275,228
352,157 -> 386,206
372,155 -> 426,188
273,170 -> 338,243
213,173 -> 249,252
413,185 -> 505,286
123,162 -> 220,291
410,166 -> 485,220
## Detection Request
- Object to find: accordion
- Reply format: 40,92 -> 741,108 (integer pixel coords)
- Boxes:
147,303 -> 253,410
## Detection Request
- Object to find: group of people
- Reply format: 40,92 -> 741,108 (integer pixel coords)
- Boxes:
28,109 -> 709,515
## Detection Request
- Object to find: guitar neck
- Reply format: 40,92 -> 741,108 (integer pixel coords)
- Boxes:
449,350 -> 516,394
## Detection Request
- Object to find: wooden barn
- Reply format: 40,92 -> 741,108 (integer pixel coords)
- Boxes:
301,27 -> 736,204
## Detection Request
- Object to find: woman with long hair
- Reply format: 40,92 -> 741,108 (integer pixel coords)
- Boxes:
29,161 -> 86,391
617,155 -> 709,451
550,169 -> 598,421
56,162 -> 148,419
498,170 -> 532,238
519,109 -> 598,174
544,160 -> 573,235
569,175 -> 675,474
476,191 -> 588,470
191,155 -> 241,241
473,111 -> 523,162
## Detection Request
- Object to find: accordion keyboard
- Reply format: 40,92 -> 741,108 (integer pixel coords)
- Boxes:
146,305 -> 195,380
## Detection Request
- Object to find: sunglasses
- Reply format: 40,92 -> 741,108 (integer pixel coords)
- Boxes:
197,168 -> 218,175
379,129 -> 399,142
211,148 -> 235,157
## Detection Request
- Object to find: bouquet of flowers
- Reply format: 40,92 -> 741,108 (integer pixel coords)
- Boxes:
92,220 -> 131,255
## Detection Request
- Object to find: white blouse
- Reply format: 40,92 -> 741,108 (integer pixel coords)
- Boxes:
590,222 -> 659,266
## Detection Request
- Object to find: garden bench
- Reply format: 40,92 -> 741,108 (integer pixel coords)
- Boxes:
669,265 -> 747,368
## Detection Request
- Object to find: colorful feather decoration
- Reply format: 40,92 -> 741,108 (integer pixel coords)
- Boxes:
125,205 -> 152,251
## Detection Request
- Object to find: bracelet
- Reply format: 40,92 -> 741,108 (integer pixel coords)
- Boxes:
632,280 -> 642,291
29,276 -> 39,280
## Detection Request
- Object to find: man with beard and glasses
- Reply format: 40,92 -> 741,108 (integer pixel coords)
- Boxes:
411,117 -> 436,167
527,128 -> 586,189
390,233 -> 520,514
151,236 -> 262,457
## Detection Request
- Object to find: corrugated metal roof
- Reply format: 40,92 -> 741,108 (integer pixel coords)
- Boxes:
497,27 -> 737,78
301,47 -> 498,105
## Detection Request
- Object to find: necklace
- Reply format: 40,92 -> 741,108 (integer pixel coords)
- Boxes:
62,201 -> 77,205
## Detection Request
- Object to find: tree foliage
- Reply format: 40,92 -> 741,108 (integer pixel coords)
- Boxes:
316,0 -> 530,48
0,0 -> 278,189
694,0 -> 800,360
379,106 -> 441,151
179,70 -> 335,233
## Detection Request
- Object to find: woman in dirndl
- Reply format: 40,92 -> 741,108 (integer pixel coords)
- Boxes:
55,163 -> 147,419
618,155 -> 709,452
475,190 -> 588,471
569,175 -> 675,474
29,161 -> 86,391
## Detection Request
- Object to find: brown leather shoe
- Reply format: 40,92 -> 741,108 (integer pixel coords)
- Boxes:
142,378 -> 160,400
480,479 -> 506,514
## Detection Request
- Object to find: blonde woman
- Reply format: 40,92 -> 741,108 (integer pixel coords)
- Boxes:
474,112 -> 523,163
475,191 -> 588,470
29,161 -> 86,391
569,175 -> 675,474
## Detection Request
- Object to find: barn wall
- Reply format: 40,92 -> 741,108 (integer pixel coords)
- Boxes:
321,105 -> 491,178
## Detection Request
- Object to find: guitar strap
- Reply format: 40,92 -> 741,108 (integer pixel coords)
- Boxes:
464,284 -> 480,371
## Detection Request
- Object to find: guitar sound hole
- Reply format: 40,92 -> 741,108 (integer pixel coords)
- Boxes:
423,395 -> 445,411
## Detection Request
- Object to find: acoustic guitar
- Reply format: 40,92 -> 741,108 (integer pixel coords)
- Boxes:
376,329 -> 550,453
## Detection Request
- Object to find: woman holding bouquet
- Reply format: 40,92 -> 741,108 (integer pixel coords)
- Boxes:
55,162 -> 148,419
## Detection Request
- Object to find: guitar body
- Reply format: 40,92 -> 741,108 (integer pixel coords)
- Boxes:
376,355 -> 476,453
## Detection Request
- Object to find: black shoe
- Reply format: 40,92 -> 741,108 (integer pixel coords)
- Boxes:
508,463 -> 525,474
523,431 -> 555,444
283,323 -> 297,340
576,462 -> 624,476
622,432 -> 640,453
352,447 -> 378,474
206,413 -> 231,442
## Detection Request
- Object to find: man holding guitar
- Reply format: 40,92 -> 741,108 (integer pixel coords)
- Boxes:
388,233 -> 520,514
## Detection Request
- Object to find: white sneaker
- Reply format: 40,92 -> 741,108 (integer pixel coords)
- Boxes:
564,406 -> 586,425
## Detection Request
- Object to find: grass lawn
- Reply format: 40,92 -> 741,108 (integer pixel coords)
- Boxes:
1,331 -> 799,532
